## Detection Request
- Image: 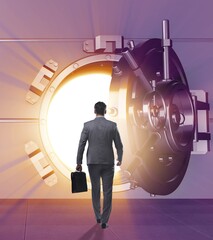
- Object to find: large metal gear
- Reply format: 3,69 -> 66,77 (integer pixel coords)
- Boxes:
109,21 -> 195,195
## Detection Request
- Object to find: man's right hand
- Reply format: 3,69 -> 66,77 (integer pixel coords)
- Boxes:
116,161 -> 121,166
76,164 -> 82,172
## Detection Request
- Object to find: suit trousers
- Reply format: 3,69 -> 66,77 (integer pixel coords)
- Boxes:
88,164 -> 114,224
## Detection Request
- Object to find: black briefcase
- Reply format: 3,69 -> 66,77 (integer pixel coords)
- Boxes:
71,171 -> 88,193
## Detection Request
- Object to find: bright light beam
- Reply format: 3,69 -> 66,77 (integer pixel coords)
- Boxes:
47,73 -> 115,173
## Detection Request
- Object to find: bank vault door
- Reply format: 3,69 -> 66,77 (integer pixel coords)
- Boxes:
25,20 -> 210,195
108,20 -> 210,195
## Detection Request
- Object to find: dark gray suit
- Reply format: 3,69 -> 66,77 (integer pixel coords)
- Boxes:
77,116 -> 123,224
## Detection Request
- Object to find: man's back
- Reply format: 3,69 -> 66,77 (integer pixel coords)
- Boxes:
77,117 -> 123,165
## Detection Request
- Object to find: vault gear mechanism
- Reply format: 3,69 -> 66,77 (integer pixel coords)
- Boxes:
109,20 -> 210,195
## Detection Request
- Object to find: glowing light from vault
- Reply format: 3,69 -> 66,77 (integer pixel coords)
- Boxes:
47,73 -> 117,173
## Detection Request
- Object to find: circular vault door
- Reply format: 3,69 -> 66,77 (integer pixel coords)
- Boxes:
109,39 -> 195,195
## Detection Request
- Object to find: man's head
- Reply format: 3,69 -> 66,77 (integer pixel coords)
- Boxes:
94,102 -> 106,116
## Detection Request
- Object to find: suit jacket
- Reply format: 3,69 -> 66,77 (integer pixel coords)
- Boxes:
77,117 -> 123,165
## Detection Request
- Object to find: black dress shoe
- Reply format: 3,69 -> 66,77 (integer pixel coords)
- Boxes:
101,223 -> 108,229
97,219 -> 101,223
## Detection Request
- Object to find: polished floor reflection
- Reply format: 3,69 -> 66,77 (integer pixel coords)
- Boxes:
0,199 -> 213,240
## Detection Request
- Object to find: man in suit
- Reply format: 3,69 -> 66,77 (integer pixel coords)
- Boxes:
76,101 -> 123,229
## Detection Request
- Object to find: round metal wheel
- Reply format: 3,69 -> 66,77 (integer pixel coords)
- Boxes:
109,39 -> 195,195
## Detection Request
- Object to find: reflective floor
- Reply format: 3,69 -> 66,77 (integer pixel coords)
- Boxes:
0,199 -> 213,240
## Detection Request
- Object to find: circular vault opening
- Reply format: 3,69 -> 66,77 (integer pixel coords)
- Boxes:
40,55 -> 130,192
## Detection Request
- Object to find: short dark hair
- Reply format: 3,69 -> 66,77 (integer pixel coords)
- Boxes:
94,102 -> 106,115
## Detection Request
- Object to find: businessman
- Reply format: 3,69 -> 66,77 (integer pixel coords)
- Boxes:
76,101 -> 123,229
